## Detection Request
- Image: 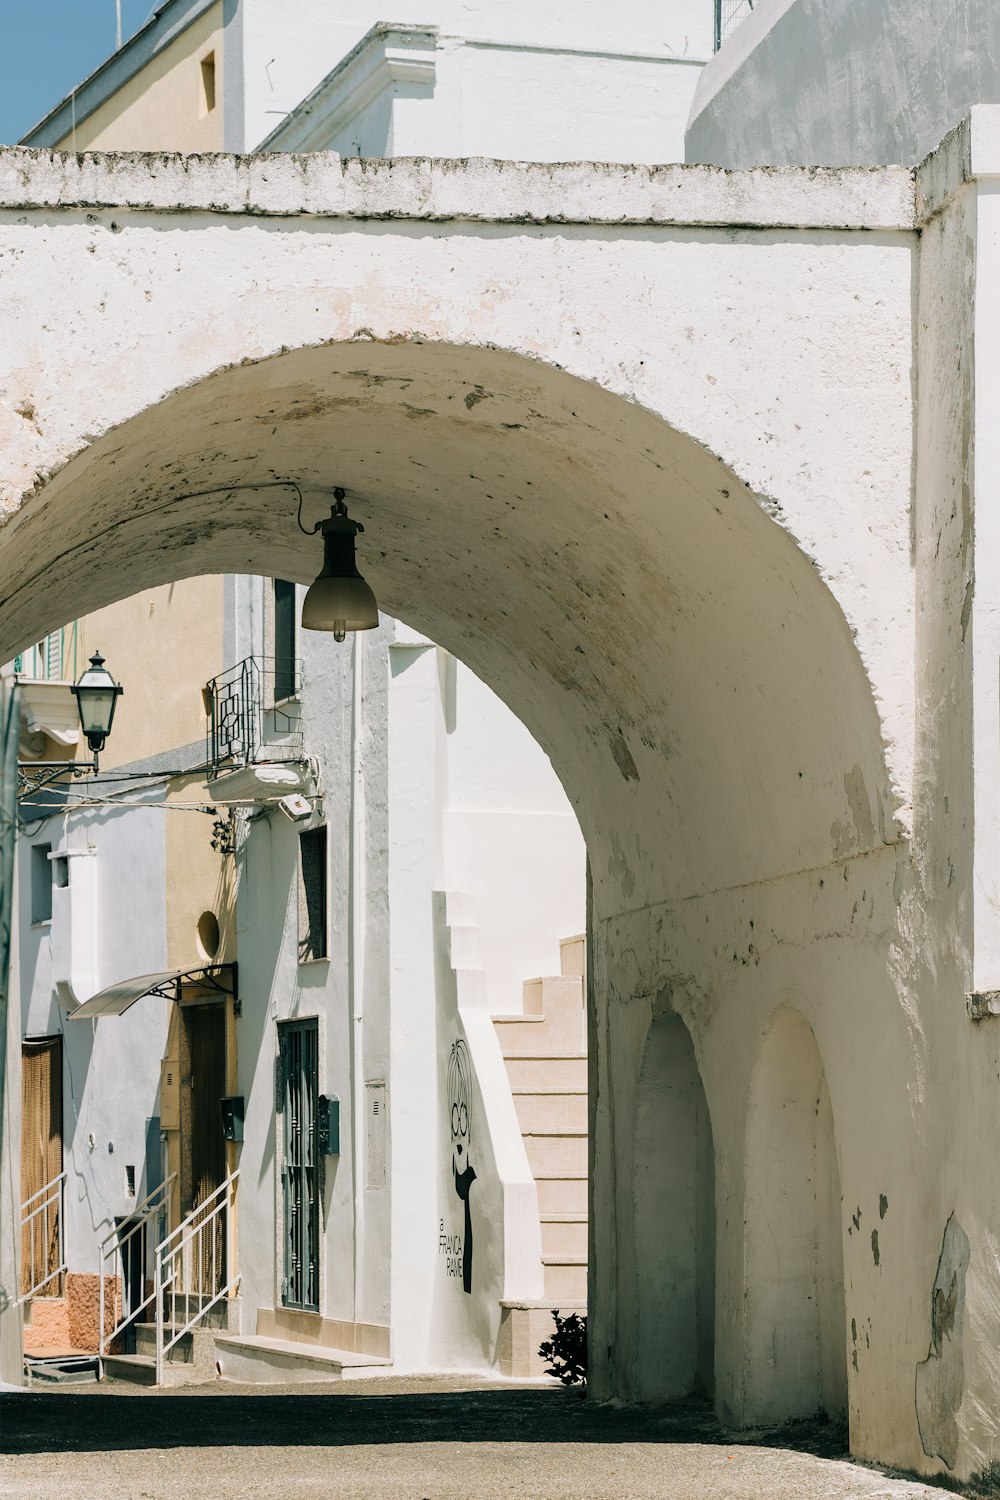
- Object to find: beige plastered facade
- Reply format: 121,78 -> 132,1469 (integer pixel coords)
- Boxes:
46,8 -> 233,1092
52,4 -> 224,154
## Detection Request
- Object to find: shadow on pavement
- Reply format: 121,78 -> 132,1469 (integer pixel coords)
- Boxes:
1,1385 -> 850,1459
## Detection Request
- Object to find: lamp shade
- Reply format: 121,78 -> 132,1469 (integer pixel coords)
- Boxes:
302,497 -> 379,642
301,573 -> 380,638
71,651 -> 123,752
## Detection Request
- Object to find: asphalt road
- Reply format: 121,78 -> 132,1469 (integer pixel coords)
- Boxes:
0,1376 -> 963,1499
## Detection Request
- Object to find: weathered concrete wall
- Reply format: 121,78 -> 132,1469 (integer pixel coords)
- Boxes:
686,0 -> 1000,169
0,142 -> 991,1477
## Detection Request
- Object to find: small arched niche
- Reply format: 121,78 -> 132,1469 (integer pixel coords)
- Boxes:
743,1008 -> 847,1424
632,1011 -> 716,1400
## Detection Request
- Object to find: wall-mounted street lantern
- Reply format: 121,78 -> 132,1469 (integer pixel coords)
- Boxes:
301,489 -> 379,642
18,650 -> 124,795
70,651 -> 124,753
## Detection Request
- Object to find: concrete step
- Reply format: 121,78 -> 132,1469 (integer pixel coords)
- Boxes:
447,923 -> 482,971
504,1056 -> 588,1092
24,1353 -> 100,1386
214,1334 -> 393,1385
493,1011 -> 584,1057
499,1298 -> 587,1379
543,1259 -> 588,1301
521,974 -> 583,1018
523,1131 -> 587,1178
560,934 -> 586,980
535,1175 -> 588,1218
103,1333 -> 219,1387
541,1217 -> 588,1260
444,891 -> 476,929
102,1353 -> 159,1386
134,1323 -> 217,1369
513,1090 -> 588,1134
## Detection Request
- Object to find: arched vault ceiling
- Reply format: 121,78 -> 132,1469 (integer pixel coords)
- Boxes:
0,341 -> 893,911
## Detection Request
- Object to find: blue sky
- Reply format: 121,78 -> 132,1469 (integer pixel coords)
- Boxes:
0,2 -> 153,144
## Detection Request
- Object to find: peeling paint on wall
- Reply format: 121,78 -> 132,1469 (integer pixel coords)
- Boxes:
915,1213 -> 970,1470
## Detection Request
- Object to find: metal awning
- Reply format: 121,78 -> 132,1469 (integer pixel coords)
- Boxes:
67,964 -> 235,1020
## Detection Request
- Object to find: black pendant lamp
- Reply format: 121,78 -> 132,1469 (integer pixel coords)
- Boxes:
301,490 -> 379,642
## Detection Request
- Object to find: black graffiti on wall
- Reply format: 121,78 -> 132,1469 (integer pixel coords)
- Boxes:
448,1037 -> 476,1294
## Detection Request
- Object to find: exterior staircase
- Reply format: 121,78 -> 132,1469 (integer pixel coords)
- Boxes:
493,934 -> 587,1375
101,1297 -> 239,1387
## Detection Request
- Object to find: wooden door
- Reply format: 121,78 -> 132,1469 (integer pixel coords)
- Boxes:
20,1037 -> 62,1296
181,1004 -> 226,1294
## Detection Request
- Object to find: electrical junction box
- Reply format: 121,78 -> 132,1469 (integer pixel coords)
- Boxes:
318,1094 -> 340,1156
221,1095 -> 245,1143
160,1058 -> 180,1131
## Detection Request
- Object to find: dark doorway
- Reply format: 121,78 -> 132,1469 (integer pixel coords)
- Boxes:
114,1216 -> 146,1354
180,1001 -> 227,1294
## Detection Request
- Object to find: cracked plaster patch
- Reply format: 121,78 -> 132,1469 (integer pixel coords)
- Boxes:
915,1213 -> 970,1470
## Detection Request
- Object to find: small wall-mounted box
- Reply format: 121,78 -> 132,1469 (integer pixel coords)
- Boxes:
318,1094 -> 340,1156
221,1095 -> 245,1143
160,1059 -> 180,1131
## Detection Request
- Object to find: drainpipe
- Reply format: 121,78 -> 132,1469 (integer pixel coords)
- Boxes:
349,633 -> 366,1324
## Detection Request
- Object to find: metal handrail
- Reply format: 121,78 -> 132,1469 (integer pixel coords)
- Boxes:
20,1170 -> 67,1302
155,1170 -> 239,1385
98,1173 -> 176,1358
715,0 -> 754,50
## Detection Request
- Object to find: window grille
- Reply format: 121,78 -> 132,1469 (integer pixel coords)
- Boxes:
715,0 -> 754,50
279,1019 -> 320,1312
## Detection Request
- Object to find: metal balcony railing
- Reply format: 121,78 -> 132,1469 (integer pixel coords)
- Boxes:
715,0 -> 754,49
205,655 -> 302,778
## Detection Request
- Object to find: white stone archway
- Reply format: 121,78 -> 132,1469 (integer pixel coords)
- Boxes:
0,147 -> 955,1472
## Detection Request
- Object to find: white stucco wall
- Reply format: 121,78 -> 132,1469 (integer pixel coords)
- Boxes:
18,800 -> 168,1269
261,23 -> 704,164
443,661 -> 584,1013
238,0 -> 713,153
687,0 -> 1000,169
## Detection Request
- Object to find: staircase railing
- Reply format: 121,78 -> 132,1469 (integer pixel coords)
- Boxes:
20,1170 -> 67,1301
99,1173 -> 176,1357
155,1170 -> 239,1385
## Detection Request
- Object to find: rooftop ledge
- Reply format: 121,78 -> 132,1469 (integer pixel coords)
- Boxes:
0,146 -> 917,231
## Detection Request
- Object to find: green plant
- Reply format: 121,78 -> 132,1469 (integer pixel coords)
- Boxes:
539,1310 -> 587,1386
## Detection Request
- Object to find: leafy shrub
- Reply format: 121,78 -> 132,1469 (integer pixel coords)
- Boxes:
539,1310 -> 587,1386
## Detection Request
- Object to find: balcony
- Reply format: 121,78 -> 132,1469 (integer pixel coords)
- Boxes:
9,627 -> 82,754
205,656 -> 303,782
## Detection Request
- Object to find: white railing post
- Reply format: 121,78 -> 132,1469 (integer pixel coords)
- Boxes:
99,1249 -> 105,1357
57,1176 -> 64,1294
155,1241 -> 164,1387
96,1172 -> 176,1366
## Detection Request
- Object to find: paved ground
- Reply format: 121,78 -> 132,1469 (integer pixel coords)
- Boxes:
0,1375 -> 969,1499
